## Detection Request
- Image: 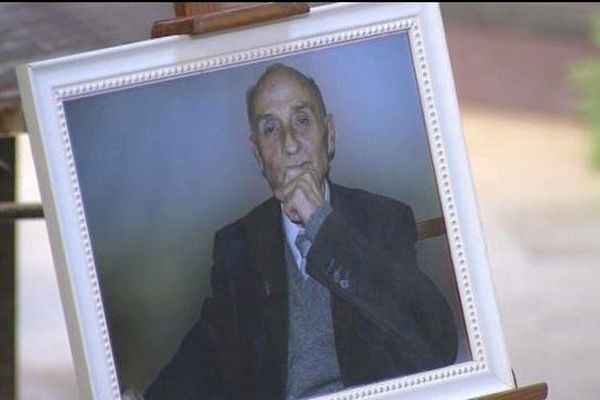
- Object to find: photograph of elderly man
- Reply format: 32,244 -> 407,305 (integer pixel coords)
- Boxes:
145,64 -> 458,400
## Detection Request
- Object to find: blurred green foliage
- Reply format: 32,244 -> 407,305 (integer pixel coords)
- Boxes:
570,15 -> 600,169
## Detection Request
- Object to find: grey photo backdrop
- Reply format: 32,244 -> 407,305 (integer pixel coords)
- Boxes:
64,31 -> 470,392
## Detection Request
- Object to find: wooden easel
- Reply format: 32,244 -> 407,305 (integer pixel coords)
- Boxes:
151,3 -> 548,400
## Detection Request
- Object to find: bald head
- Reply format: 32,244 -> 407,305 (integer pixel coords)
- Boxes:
246,64 -> 327,133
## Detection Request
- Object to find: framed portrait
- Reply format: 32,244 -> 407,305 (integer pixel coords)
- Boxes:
17,3 -> 513,399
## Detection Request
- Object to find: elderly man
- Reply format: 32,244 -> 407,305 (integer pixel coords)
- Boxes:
146,64 -> 457,400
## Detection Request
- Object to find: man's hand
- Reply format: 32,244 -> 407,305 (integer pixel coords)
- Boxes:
274,162 -> 324,225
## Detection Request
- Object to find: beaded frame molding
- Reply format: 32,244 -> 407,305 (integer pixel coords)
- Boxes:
17,3 -> 513,400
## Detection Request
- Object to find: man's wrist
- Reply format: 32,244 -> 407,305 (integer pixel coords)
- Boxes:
305,201 -> 333,241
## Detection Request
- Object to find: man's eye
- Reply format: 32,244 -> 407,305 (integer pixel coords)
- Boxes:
294,114 -> 310,127
262,122 -> 279,136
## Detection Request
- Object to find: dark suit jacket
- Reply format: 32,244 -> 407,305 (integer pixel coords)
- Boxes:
146,183 -> 458,400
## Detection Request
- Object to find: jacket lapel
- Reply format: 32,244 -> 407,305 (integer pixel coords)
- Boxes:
244,197 -> 288,397
329,182 -> 363,385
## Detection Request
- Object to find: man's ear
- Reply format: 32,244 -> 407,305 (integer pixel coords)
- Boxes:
325,114 -> 336,161
249,133 -> 266,175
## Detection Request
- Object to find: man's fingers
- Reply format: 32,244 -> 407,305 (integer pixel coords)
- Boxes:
283,180 -> 322,217
283,180 -> 308,204
276,163 -> 324,224
284,165 -> 305,183
281,179 -> 322,222
283,199 -> 301,222
283,162 -> 317,187
282,177 -> 320,206
295,179 -> 322,205
280,168 -> 321,198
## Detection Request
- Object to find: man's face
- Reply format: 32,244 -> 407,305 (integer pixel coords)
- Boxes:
249,71 -> 335,194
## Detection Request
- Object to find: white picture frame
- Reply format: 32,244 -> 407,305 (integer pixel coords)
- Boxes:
17,3 -> 513,399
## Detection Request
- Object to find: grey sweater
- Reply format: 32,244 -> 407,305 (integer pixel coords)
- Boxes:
284,203 -> 344,399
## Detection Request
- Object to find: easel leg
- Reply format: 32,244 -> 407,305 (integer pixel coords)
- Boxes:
0,136 -> 16,399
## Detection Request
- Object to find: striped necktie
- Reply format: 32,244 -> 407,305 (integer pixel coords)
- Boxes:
294,230 -> 311,279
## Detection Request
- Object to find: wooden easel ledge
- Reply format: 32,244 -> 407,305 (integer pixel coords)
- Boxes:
473,383 -> 548,400
151,3 -> 310,38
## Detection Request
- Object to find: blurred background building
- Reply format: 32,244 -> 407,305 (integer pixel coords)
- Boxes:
1,3 -> 599,399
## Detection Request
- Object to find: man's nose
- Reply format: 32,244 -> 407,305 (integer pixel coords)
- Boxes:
282,125 -> 300,155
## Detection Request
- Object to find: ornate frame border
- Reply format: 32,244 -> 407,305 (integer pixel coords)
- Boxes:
17,3 -> 512,399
